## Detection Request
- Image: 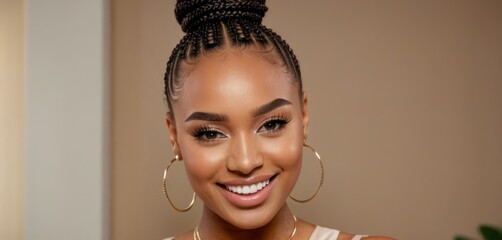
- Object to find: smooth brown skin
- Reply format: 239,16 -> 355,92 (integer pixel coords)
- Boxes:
165,48 -> 394,240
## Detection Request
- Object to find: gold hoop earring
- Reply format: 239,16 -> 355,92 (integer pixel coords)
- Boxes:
289,143 -> 324,203
162,155 -> 196,212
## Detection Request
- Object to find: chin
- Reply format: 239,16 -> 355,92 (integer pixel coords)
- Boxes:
225,211 -> 274,230
219,201 -> 285,230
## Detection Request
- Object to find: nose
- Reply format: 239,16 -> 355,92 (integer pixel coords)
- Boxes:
226,133 -> 263,175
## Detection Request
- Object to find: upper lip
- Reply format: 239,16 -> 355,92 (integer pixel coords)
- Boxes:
218,174 -> 277,187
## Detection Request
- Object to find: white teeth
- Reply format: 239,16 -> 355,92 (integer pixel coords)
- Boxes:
243,186 -> 250,194
226,179 -> 271,195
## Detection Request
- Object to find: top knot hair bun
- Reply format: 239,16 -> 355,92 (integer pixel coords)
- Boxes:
175,0 -> 268,33
165,0 -> 302,108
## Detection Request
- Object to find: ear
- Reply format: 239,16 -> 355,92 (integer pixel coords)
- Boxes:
165,112 -> 182,158
301,91 -> 309,141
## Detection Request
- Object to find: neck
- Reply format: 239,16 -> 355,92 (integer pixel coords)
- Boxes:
197,204 -> 296,240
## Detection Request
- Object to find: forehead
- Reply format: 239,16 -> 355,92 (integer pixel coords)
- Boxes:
173,50 -> 299,118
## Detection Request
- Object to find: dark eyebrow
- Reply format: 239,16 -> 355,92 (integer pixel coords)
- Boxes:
252,98 -> 292,117
185,112 -> 229,122
184,98 -> 291,122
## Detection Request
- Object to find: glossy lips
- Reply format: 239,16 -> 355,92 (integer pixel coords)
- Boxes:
218,175 -> 277,208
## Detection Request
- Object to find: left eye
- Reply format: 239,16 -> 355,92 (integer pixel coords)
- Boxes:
257,119 -> 289,133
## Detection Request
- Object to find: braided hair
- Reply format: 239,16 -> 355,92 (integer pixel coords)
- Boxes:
164,0 -> 302,113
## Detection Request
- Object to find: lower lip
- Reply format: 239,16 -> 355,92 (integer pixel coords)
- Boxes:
219,178 -> 276,208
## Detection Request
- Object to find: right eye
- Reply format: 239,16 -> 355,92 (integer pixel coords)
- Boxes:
191,127 -> 226,142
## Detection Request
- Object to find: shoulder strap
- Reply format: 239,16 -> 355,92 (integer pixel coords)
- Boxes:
352,235 -> 369,240
309,226 -> 340,239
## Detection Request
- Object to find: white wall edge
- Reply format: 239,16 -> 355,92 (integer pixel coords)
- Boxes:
25,1 -> 110,239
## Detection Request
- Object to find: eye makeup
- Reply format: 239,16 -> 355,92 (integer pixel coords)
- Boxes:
191,125 -> 227,142
257,114 -> 291,135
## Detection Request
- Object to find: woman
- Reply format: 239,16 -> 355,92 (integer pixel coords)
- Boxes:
162,0 -> 394,239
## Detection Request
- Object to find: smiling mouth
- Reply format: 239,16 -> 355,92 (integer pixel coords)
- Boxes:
219,175 -> 277,195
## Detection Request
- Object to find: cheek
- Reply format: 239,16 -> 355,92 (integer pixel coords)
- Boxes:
262,135 -> 303,174
179,138 -> 226,187
269,119 -> 305,170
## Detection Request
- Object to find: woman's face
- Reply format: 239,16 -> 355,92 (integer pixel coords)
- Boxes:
167,49 -> 309,229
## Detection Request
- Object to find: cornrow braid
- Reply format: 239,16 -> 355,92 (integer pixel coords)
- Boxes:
164,0 -> 302,113
176,0 -> 267,32
262,27 -> 302,84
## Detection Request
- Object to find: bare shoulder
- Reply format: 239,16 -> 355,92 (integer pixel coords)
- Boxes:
165,230 -> 193,240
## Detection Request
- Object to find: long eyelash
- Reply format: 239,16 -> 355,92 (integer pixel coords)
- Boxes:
191,125 -> 217,138
262,114 -> 292,133
267,114 -> 292,124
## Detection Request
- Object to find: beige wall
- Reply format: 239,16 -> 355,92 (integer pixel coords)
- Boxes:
0,0 -> 25,239
111,1 -> 502,240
